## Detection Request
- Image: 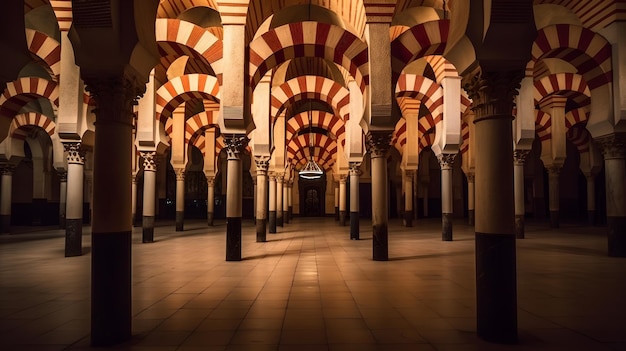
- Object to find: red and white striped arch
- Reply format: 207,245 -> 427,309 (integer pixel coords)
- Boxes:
460,120 -> 470,154
391,118 -> 406,152
249,22 -> 369,93
565,107 -> 589,130
395,74 -> 444,125
9,112 -> 56,140
185,110 -> 218,143
423,55 -> 458,84
534,73 -> 591,106
286,110 -> 345,147
155,19 -> 223,82
287,134 -> 337,171
419,131 -> 435,152
155,74 -> 220,125
391,20 -> 449,82
26,29 -> 61,78
535,110 -> 552,141
0,78 -> 58,118
271,76 -> 350,123
566,124 -> 591,153
531,24 -> 612,89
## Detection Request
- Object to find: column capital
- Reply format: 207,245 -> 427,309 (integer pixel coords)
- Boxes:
225,134 -> 249,160
63,142 -> 86,165
268,172 -> 276,181
1,164 -> 16,175
463,68 -> 524,120
349,162 -> 362,176
595,133 -> 626,160
466,172 -> 475,183
546,164 -> 562,176
141,151 -> 157,172
513,149 -> 531,165
404,169 -> 416,178
84,75 -> 143,126
174,168 -> 185,181
254,155 -> 270,173
339,174 -> 348,183
275,173 -> 284,183
437,153 -> 456,169
57,169 -> 68,182
366,131 -> 392,159
206,176 -> 216,186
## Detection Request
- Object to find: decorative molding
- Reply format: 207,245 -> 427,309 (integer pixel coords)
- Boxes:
366,132 -> 391,158
254,155 -> 270,173
84,75 -> 143,126
141,151 -> 157,172
513,149 -> 530,165
174,168 -> 185,181
595,133 -> 626,160
437,153 -> 456,169
64,142 -> 85,165
224,134 -> 249,160
339,174 -> 348,183
57,170 -> 68,182
349,162 -> 362,176
463,68 -> 524,120
206,176 -> 215,187
1,164 -> 16,175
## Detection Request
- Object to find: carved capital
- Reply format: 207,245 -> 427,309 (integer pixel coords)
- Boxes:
437,153 -> 456,169
254,155 -> 271,173
141,151 -> 157,172
546,165 -> 562,177
339,174 -> 348,183
174,168 -> 185,181
275,173 -> 284,183
64,142 -> 85,165
513,149 -> 530,165
225,134 -> 249,160
595,133 -> 626,160
366,132 -> 392,159
404,170 -> 416,178
206,176 -> 215,187
1,164 -> 15,176
463,68 -> 524,120
349,162 -> 362,176
57,170 -> 67,182
466,173 -> 475,183
84,75 -> 143,126
268,172 -> 276,181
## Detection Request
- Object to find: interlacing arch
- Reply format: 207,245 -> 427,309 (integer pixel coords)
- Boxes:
287,134 -> 336,171
566,124 -> 591,153
531,24 -> 612,89
565,107 -> 589,130
271,76 -> 350,123
185,110 -> 219,143
9,112 -> 56,140
155,74 -> 220,126
391,119 -> 407,151
286,110 -> 345,148
249,22 -> 369,93
395,74 -> 444,125
534,73 -> 591,106
0,77 -> 59,117
419,130 -> 435,152
535,110 -> 552,141
460,120 -> 470,154
25,29 -> 61,78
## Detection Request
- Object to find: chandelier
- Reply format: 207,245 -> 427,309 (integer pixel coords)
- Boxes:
299,101 -> 324,180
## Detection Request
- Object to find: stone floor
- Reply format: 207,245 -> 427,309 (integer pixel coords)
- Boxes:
0,217 -> 625,351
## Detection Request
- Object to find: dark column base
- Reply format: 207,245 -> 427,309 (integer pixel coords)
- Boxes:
468,210 -> 475,226
350,212 -> 359,240
31,198 -> 47,225
608,216 -> 626,257
65,219 -> 83,257
335,207 -> 339,220
277,214 -> 283,227
132,214 -> 141,227
256,218 -> 267,242
142,216 -> 154,243
404,211 -> 413,227
226,217 -> 242,261
549,211 -> 559,228
59,215 -> 66,229
442,213 -> 453,241
587,210 -> 595,227
176,211 -> 184,231
339,211 -> 347,226
284,212 -> 289,224
288,207 -> 292,221
269,211 -> 276,233
1,215 -> 10,233
475,232 -> 517,344
91,231 -> 131,346
515,215 -> 525,239
207,212 -> 214,226
373,223 -> 388,261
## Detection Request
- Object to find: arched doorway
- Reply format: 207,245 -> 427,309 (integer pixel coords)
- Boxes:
299,174 -> 326,217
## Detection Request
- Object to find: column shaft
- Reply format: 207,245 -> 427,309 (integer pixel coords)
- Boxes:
268,175 -> 277,233
276,176 -> 283,227
141,152 -> 157,243
367,133 -> 390,261
59,172 -> 67,229
0,168 -> 13,233
586,176 -> 595,226
597,134 -> 626,256
283,181 -> 289,224
404,171 -> 413,227
207,178 -> 215,226
339,176 -> 347,226
65,144 -> 84,257
439,155 -> 455,241
225,136 -> 247,261
467,174 -> 475,225
514,151 -> 529,238
350,164 -> 360,240
547,167 -> 560,228
175,170 -> 185,231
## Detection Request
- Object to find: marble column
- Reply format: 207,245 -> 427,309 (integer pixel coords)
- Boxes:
268,173 -> 277,233
367,132 -> 391,261
0,165 -> 15,233
287,181 -> 293,221
58,170 -> 67,229
141,152 -> 157,243
596,134 -> 626,257
585,174 -> 596,226
349,162 -> 361,240
465,70 -> 520,343
131,174 -> 137,226
283,180 -> 289,224
339,175 -> 347,226
276,174 -> 283,227
64,142 -> 85,256
86,76 -> 138,346
255,156 -> 269,242
404,170 -> 415,227
547,165 -> 561,228
175,168 -> 185,231
438,154 -> 456,241
514,150 -> 529,238
467,173 -> 475,225
225,135 -> 247,261
206,176 -> 215,226
334,182 -> 340,220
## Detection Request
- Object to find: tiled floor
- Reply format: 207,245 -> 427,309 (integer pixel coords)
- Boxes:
1,217 -> 625,350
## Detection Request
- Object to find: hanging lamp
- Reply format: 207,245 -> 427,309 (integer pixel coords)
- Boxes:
299,102 -> 324,180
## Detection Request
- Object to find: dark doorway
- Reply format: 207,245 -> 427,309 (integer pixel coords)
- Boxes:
299,174 -> 326,217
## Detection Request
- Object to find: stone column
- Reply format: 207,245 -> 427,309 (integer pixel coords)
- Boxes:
0,165 -> 15,233
58,170 -> 67,229
86,76 -> 139,346
404,170 -> 415,227
438,153 -> 456,241
547,165 -> 561,228
585,174 -> 596,226
255,156 -> 269,242
131,174 -> 137,226
268,173 -> 277,233
287,181 -> 293,221
339,175 -> 347,226
513,150 -> 529,238
334,182 -> 340,220
467,173 -> 475,225
64,142 -> 85,256
367,132 -> 391,261
174,168 -> 185,231
465,70 -> 520,343
141,152 -> 157,243
349,162 -> 361,239
596,134 -> 626,257
206,176 -> 215,226
276,174 -> 283,227
225,135 -> 248,261
283,179 -> 289,224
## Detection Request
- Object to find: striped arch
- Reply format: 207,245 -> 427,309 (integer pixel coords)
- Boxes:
419,131 -> 435,152
25,29 -> 61,77
286,111 -> 345,147
185,110 -> 218,143
0,78 -> 59,117
249,22 -> 369,93
424,55 -> 458,84
215,135 -> 225,157
271,76 -> 350,123
534,73 -> 591,106
395,74 -> 444,124
391,20 -> 449,82
155,74 -> 220,125
535,110 -> 552,141
531,24 -> 612,89
155,19 -> 223,82
565,107 -> 589,130
391,118 -> 406,152
567,124 -> 591,153
9,112 -> 56,140
189,133 -> 206,155
461,93 -> 472,115
460,120 -> 470,154
287,134 -> 337,171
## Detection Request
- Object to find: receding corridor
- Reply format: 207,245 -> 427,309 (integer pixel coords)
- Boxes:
0,218 -> 624,351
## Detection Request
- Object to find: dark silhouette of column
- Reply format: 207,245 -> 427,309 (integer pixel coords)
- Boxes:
366,132 -> 391,261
